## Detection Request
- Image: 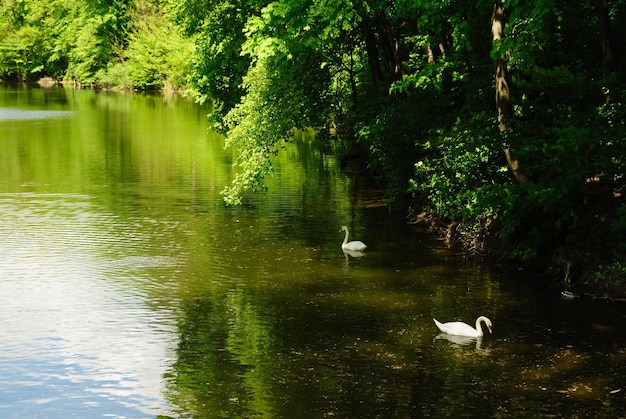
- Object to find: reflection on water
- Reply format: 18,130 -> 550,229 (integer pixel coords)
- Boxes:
434,333 -> 485,349
1,84 -> 626,418
0,108 -> 74,120
0,193 -> 178,416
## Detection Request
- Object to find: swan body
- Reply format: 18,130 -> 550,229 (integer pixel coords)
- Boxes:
433,316 -> 492,337
339,226 -> 367,252
561,290 -> 578,300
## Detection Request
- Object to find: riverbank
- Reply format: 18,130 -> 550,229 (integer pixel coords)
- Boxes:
406,208 -> 626,303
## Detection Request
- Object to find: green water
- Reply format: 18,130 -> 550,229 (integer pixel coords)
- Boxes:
0,84 -> 625,418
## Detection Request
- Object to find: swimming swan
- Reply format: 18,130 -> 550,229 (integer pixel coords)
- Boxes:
339,226 -> 367,252
433,316 -> 492,337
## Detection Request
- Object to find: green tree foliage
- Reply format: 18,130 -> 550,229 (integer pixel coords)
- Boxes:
169,0 -> 256,115
63,0 -> 130,83
0,0 -> 193,89
0,0 -> 61,79
100,0 -> 195,90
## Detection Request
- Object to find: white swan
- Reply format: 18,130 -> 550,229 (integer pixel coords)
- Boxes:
339,226 -> 367,252
433,316 -> 492,337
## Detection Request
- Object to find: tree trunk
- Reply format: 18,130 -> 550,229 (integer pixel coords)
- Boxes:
360,16 -> 384,84
491,2 -> 526,183
374,11 -> 405,81
597,0 -> 616,78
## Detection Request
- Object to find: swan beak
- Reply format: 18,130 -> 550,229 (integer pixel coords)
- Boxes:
488,327 -> 493,334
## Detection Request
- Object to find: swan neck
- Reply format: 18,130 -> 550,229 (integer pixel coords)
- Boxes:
475,316 -> 489,334
342,228 -> 349,246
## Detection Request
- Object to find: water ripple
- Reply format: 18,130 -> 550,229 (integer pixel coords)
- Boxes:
0,193 -> 180,416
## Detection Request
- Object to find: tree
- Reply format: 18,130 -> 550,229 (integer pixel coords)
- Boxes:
0,0 -> 59,79
0,0 -> 191,88
170,0 -> 257,117
99,0 -> 194,90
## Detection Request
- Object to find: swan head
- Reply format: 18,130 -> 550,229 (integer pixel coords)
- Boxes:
339,226 -> 348,233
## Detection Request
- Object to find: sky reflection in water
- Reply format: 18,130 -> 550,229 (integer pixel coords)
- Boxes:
0,193 -> 178,417
0,108 -> 73,121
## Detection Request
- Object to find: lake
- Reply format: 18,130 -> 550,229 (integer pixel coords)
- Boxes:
1,83 -> 625,418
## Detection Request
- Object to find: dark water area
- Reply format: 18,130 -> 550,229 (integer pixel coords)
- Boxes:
0,84 -> 625,418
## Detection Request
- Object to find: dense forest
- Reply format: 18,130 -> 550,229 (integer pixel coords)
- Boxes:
2,0 -> 626,290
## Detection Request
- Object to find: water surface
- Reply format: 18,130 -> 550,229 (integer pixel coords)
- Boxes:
1,84 -> 625,418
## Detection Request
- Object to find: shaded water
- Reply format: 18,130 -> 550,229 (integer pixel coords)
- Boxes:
1,84 -> 625,418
